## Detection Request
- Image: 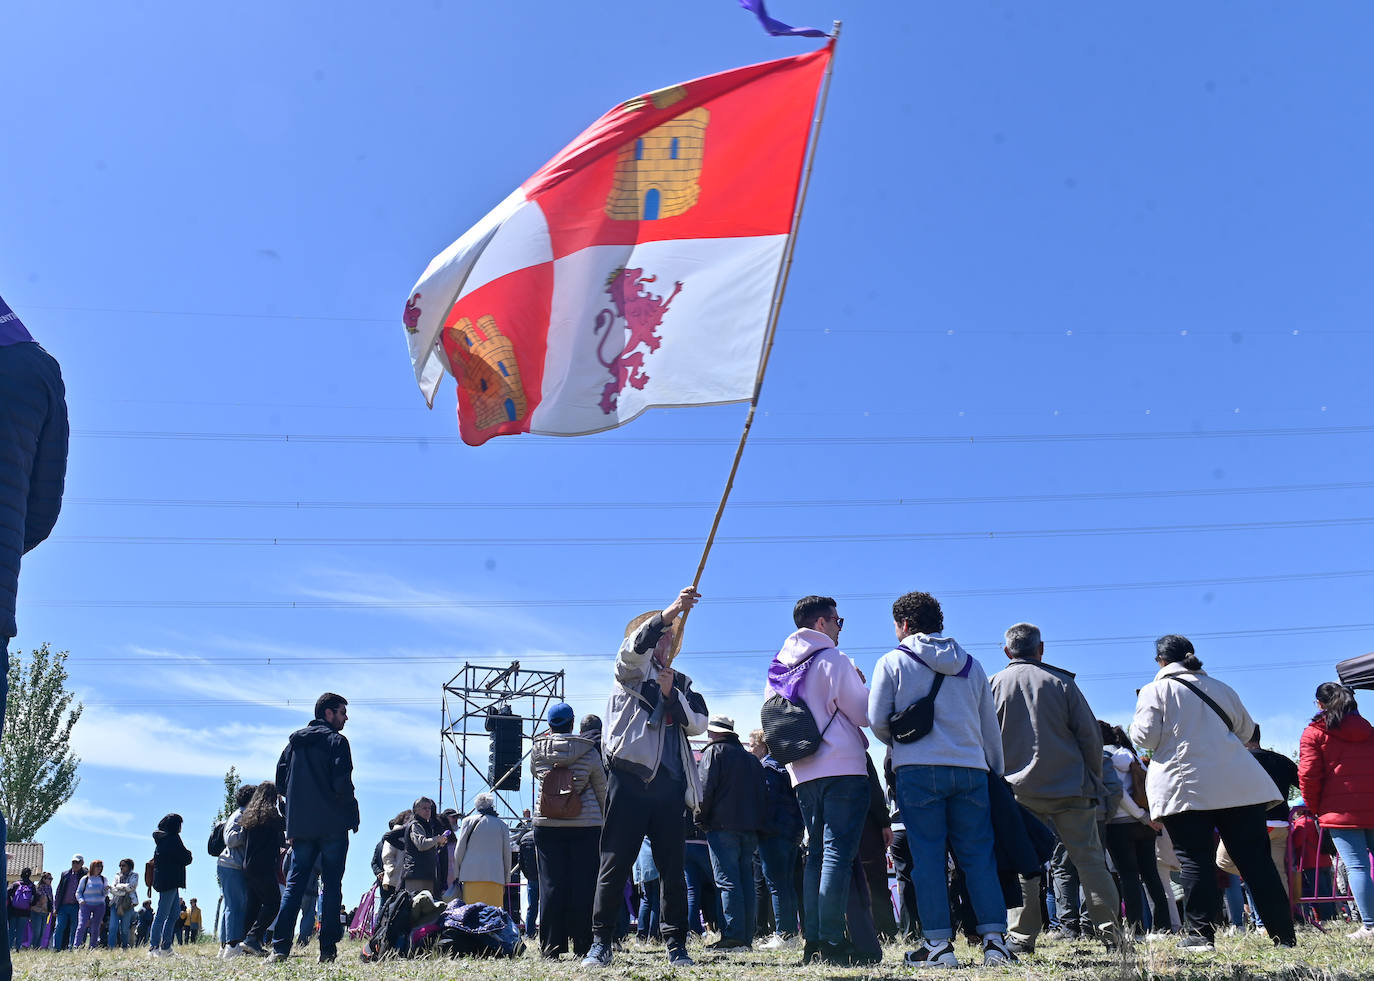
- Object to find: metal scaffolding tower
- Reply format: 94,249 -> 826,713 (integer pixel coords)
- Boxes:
438,661 -> 565,823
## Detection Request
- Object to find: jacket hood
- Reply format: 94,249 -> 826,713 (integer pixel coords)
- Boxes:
900,633 -> 971,676
1313,712 -> 1374,742
382,825 -> 408,848
537,732 -> 598,766
776,628 -> 834,667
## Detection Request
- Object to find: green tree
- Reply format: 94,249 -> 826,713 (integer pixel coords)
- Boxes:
0,643 -> 82,841
214,765 -> 242,826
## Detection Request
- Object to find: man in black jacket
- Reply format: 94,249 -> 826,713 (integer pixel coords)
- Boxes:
0,295 -> 68,980
697,715 -> 766,950
269,692 -> 359,963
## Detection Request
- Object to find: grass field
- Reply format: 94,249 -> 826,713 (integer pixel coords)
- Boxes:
12,930 -> 1371,981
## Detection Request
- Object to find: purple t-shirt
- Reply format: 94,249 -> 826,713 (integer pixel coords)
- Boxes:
0,294 -> 34,345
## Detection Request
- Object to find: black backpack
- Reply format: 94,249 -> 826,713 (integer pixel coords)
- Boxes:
207,821 -> 226,858
761,693 -> 838,765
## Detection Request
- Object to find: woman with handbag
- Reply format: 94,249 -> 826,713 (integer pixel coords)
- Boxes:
1130,635 -> 1295,950
1298,682 -> 1374,940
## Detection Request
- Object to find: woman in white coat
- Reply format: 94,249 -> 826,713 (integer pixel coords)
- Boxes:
1130,635 -> 1295,950
452,793 -> 512,908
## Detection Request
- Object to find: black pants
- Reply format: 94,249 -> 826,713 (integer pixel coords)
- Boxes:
1104,822 -> 1174,933
1161,805 -> 1294,944
592,769 -> 687,947
242,874 -> 280,946
889,829 -> 920,941
535,825 -> 599,957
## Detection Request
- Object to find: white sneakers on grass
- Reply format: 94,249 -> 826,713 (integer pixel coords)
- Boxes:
758,933 -> 797,951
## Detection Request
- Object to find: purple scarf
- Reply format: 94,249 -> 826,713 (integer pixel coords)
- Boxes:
766,647 -> 831,701
0,295 -> 33,345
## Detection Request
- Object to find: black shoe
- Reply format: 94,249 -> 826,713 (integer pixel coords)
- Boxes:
800,941 -> 820,965
818,940 -> 854,966
318,948 -> 337,963
1176,934 -> 1215,952
667,944 -> 695,967
1007,936 -> 1035,956
706,937 -> 749,950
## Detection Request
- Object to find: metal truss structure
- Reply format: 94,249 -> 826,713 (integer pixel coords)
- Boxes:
438,661 -> 565,823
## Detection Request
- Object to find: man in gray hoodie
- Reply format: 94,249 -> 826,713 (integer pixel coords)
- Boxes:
868,591 -> 1014,968
990,623 -> 1121,950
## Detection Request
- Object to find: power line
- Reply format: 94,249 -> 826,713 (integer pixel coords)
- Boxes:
25,568 -> 1374,611
60,478 -> 1374,513
44,514 -> 1374,547
66,423 -> 1374,447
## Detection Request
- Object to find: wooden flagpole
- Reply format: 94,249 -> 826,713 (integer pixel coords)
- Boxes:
684,21 -> 843,608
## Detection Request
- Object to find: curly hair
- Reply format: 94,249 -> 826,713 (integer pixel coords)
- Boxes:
239,781 -> 281,830
892,591 -> 943,635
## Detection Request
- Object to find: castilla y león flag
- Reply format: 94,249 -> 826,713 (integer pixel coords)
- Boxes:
403,45 -> 831,446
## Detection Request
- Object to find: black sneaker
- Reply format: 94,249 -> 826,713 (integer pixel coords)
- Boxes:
981,933 -> 1018,966
667,944 -> 695,967
904,940 -> 959,968
1007,935 -> 1035,956
1176,935 -> 1215,952
317,948 -> 336,964
706,937 -> 749,950
581,940 -> 613,969
818,941 -> 853,966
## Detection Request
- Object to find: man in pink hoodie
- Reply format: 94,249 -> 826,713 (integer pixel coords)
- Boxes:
765,596 -> 871,966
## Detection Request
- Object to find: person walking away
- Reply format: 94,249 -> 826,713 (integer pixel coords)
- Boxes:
216,785 -> 253,955
697,714 -> 766,950
582,587 -> 708,970
990,623 -> 1122,951
401,796 -> 450,896
766,595 -> 871,966
868,591 -> 1014,968
452,793 -> 511,907
0,294 -> 69,980
110,859 -> 140,949
752,729 -> 804,948
51,855 -> 85,950
1130,635 -> 1296,950
530,701 -> 606,959
148,814 -> 193,957
1099,723 -> 1176,936
6,870 -> 35,950
235,781 -> 287,958
1298,682 -> 1374,941
269,692 -> 359,963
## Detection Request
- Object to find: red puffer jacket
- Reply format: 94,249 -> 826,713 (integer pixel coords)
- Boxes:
1298,713 -> 1374,829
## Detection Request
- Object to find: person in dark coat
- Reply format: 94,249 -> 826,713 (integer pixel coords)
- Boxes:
696,715 -> 766,950
236,781 -> 287,957
270,692 -> 358,963
149,813 -> 193,955
750,729 -> 804,947
0,295 -> 69,977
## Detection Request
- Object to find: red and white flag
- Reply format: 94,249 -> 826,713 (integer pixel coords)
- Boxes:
403,45 -> 831,446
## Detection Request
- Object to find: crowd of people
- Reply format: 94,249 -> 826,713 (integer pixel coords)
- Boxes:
5,591 -> 1372,971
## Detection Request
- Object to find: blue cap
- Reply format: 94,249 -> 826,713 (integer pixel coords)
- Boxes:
547,702 -> 575,727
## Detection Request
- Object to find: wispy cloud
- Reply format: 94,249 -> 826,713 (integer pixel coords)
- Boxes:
55,797 -> 145,841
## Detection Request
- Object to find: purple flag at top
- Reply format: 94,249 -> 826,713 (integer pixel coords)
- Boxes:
0,294 -> 34,346
738,0 -> 829,38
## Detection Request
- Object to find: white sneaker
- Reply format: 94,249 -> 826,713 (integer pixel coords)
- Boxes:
223,944 -> 250,959
759,934 -> 797,951
904,940 -> 959,968
1348,925 -> 1374,941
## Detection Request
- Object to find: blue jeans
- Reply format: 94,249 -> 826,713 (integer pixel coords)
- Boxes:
52,903 -> 78,950
217,864 -> 248,944
1223,873 -> 1246,928
636,878 -> 660,938
707,830 -> 758,945
684,842 -> 715,934
114,906 -> 137,948
895,764 -> 1006,940
795,774 -> 869,945
524,875 -> 538,937
272,835 -> 347,957
757,834 -> 800,937
1329,827 -> 1374,929
150,889 -> 179,950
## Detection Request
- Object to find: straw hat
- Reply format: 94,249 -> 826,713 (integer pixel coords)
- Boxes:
625,610 -> 684,665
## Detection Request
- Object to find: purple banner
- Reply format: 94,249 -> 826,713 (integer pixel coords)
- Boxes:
738,0 -> 829,38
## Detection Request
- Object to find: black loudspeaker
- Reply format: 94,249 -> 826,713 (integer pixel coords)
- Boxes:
485,706 -> 522,791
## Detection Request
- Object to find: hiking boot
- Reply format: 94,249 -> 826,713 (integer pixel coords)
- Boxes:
981,933 -> 1018,966
1006,935 -> 1035,957
581,940 -> 613,969
667,944 -> 695,967
904,940 -> 959,968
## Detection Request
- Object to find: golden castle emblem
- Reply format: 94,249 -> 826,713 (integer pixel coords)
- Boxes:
605,106 -> 710,221
443,315 -> 528,430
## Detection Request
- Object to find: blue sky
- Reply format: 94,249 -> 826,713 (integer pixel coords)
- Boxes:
4,0 -> 1373,910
